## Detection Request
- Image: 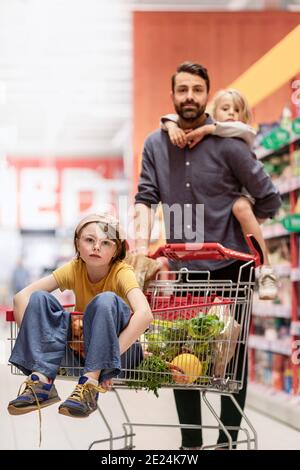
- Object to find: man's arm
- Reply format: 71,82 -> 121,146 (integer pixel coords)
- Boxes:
134,203 -> 156,254
225,140 -> 282,219
134,137 -> 160,253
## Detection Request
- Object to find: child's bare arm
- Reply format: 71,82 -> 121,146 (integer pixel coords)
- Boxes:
99,288 -> 152,390
185,124 -> 216,148
118,288 -> 153,355
160,114 -> 187,148
167,123 -> 188,148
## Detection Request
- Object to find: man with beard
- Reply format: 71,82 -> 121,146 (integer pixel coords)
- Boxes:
134,62 -> 281,449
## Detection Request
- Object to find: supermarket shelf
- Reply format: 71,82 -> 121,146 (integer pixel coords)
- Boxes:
247,382 -> 300,431
253,302 -> 291,318
291,268 -> 300,282
269,265 -> 300,280
273,264 -> 291,277
255,133 -> 300,160
274,176 -> 300,195
262,223 -> 289,239
291,321 -> 300,336
248,334 -> 291,355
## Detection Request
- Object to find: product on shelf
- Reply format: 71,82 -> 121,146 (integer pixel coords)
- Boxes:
252,351 -> 293,394
283,366 -> 292,394
268,238 -> 290,266
295,195 -> 300,214
292,149 -> 300,176
281,214 -> 300,232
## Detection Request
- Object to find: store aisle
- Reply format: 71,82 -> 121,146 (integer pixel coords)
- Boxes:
1,317 -> 299,451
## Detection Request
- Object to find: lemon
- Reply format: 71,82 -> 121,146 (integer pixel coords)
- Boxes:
170,353 -> 202,384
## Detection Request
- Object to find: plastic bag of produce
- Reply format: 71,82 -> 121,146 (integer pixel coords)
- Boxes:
208,298 -> 241,377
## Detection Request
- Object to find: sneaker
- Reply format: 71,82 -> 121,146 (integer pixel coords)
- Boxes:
7,374 -> 60,415
258,266 -> 278,300
58,376 -> 104,418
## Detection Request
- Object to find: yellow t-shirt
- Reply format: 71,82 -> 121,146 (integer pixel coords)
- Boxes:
53,258 -> 140,312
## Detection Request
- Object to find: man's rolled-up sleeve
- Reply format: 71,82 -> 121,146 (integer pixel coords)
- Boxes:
226,139 -> 282,219
135,139 -> 161,207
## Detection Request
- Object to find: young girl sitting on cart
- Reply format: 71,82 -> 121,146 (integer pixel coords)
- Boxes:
8,213 -> 152,419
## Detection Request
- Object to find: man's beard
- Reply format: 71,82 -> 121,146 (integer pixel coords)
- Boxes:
174,101 -> 206,122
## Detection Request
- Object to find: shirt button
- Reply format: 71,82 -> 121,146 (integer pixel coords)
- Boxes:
186,183 -> 190,188
186,161 -> 190,166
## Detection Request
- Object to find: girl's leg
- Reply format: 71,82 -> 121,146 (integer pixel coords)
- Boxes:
9,291 -> 70,379
58,292 -> 133,418
83,291 -> 132,381
232,197 -> 270,265
232,197 -> 278,300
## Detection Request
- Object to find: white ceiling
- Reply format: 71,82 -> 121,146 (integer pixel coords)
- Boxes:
0,0 -> 132,157
0,0 -> 299,159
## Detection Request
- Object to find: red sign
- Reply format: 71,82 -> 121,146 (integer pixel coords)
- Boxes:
1,157 -> 126,229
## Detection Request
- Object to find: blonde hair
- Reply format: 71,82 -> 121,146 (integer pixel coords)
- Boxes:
211,88 -> 252,124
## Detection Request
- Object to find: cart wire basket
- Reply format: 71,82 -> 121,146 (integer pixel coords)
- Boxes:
7,237 -> 261,450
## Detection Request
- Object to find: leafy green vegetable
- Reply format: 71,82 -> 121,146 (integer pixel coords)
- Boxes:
145,321 -> 186,361
127,355 -> 173,397
187,314 -> 224,340
162,320 -> 188,342
145,332 -> 168,355
183,338 -> 210,357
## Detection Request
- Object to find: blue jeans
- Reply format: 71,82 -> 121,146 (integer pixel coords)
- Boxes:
9,291 -> 143,382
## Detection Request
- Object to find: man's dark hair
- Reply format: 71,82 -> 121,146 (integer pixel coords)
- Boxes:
172,62 -> 210,93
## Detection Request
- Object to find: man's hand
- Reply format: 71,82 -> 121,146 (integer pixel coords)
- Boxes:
185,124 -> 216,149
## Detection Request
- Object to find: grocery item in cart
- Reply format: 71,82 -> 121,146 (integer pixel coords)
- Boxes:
209,298 -> 241,377
124,252 -> 162,289
169,353 -> 202,384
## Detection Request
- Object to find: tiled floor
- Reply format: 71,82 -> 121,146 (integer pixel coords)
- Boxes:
1,315 -> 300,451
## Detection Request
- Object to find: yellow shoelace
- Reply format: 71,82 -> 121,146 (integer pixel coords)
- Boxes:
18,378 -> 42,447
69,382 -> 107,403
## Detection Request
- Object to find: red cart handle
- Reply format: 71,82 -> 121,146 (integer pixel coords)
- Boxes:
149,234 -> 262,267
6,305 -> 81,322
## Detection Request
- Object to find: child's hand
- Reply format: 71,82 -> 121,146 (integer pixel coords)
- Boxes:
165,122 -> 187,148
99,378 -> 113,392
72,317 -> 83,338
185,124 -> 215,149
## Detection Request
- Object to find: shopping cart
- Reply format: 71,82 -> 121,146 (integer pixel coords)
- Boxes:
7,237 -> 261,450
